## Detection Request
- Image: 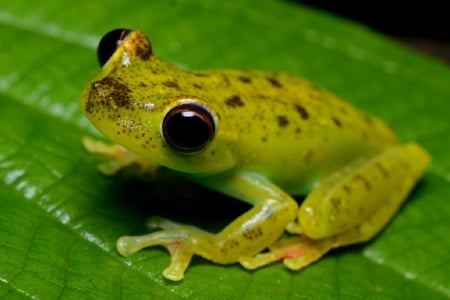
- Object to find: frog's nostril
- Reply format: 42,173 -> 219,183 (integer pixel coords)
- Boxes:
97,28 -> 133,67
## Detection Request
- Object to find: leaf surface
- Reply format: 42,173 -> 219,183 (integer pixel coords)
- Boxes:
0,1 -> 449,299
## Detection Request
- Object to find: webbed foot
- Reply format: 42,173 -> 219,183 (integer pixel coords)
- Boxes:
117,217 -> 214,281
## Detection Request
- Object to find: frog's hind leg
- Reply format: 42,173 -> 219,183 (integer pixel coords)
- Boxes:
242,143 -> 431,271
240,197 -> 404,271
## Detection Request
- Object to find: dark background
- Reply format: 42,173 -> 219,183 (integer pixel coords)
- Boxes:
296,1 -> 450,64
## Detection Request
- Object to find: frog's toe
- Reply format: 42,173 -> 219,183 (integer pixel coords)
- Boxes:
146,216 -> 190,230
286,221 -> 303,234
116,236 -> 140,257
116,234 -> 173,257
162,241 -> 197,281
163,266 -> 185,281
283,252 -> 322,270
239,252 -> 281,269
239,236 -> 307,269
116,229 -> 187,257
279,237 -> 330,270
240,236 -> 333,271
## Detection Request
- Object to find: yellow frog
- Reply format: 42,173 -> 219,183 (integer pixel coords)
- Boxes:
80,29 -> 431,281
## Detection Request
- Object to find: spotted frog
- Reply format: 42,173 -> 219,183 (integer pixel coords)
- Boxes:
80,29 -> 431,281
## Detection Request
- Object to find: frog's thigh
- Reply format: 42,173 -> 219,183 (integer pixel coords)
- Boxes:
242,194 -> 404,271
277,143 -> 430,270
298,143 -> 430,240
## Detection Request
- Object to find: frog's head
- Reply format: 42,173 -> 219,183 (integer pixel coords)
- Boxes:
81,29 -> 236,175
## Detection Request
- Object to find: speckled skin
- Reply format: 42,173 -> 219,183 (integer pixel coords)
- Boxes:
81,30 -> 431,281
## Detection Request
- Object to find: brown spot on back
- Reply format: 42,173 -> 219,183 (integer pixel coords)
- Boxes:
375,162 -> 389,178
331,197 -> 342,211
339,106 -> 348,115
266,76 -> 283,88
222,75 -> 231,87
332,117 -> 342,127
256,94 -> 269,100
193,72 -> 210,77
294,104 -> 309,120
343,185 -> 351,195
162,81 -> 180,89
277,115 -> 289,127
238,76 -> 252,83
225,95 -> 245,108
354,174 -> 372,191
364,115 -> 374,126
193,83 -> 202,89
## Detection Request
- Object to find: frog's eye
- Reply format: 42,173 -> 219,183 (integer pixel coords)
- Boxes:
97,28 -> 132,67
162,102 -> 216,154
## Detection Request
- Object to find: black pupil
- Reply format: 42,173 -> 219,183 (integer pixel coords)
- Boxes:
97,28 -> 132,67
163,103 -> 215,153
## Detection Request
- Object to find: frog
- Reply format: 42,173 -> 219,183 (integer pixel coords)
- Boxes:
80,29 -> 431,281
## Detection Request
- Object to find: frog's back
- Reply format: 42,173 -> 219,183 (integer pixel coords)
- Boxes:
193,70 -> 398,193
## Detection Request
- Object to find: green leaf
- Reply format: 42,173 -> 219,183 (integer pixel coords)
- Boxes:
1,0 -> 449,299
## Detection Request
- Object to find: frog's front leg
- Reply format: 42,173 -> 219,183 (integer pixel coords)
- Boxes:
241,143 -> 431,270
116,172 -> 298,281
82,136 -> 158,176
